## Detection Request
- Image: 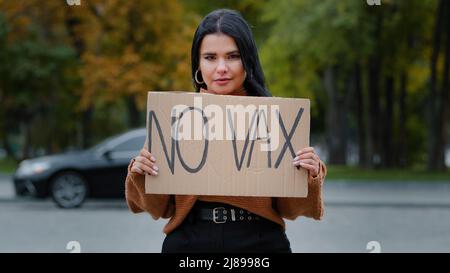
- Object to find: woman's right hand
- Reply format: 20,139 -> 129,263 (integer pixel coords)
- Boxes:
130,148 -> 159,176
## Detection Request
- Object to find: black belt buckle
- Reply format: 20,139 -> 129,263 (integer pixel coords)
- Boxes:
213,207 -> 232,224
204,205 -> 260,223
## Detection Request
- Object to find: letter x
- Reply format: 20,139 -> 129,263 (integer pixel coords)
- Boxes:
274,108 -> 304,168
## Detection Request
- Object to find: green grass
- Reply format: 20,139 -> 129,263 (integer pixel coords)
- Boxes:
1,156 -> 449,181
0,157 -> 18,174
326,165 -> 450,181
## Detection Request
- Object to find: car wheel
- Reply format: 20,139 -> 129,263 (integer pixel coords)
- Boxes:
50,171 -> 88,208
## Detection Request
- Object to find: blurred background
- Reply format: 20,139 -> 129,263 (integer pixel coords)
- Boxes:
0,0 -> 449,253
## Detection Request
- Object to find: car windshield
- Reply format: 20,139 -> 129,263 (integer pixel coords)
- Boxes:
87,130 -> 146,153
87,135 -> 119,152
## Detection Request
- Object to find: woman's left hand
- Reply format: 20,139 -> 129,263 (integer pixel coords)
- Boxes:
293,147 -> 321,177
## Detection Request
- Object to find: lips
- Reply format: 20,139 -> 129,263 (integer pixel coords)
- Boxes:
214,78 -> 231,85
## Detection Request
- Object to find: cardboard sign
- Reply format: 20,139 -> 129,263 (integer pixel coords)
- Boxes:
145,91 -> 310,197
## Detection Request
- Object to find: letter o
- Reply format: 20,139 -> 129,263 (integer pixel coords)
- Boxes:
175,107 -> 209,173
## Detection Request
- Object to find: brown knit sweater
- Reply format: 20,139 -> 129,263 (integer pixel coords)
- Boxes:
125,160 -> 326,234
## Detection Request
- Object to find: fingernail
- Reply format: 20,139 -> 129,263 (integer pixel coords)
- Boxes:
150,156 -> 156,161
153,166 -> 159,171
293,156 -> 299,161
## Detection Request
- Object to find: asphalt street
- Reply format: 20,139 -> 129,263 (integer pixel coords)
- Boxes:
1,174 -> 449,253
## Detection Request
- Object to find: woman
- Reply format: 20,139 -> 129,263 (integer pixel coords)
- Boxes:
125,9 -> 326,253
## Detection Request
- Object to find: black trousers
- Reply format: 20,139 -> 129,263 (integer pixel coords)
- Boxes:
161,202 -> 292,253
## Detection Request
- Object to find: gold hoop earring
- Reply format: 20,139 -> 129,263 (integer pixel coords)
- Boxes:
195,70 -> 204,85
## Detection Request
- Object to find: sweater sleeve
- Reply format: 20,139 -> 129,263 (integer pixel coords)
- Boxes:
275,161 -> 327,221
125,160 -> 174,219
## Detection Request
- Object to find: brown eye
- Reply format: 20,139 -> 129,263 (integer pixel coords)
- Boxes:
204,55 -> 215,61
228,54 -> 240,60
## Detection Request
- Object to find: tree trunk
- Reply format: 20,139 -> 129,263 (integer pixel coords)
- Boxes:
127,96 -> 141,128
21,124 -> 31,160
324,66 -> 347,165
367,13 -> 383,168
355,63 -> 367,167
383,76 -> 394,168
398,73 -> 407,167
427,0 -> 445,171
65,9 -> 88,150
437,0 -> 450,170
367,56 -> 382,168
126,6 -> 142,129
81,107 -> 93,149
65,16 -> 85,58
1,133 -> 15,159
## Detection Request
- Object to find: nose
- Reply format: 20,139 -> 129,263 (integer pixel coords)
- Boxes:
216,58 -> 228,75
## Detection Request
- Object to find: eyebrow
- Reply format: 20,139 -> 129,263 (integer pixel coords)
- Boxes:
201,50 -> 240,56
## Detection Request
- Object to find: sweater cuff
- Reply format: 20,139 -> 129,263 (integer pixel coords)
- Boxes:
311,160 -> 326,180
126,158 -> 141,185
308,161 -> 326,220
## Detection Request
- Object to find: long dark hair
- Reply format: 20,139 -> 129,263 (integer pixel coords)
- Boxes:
191,9 -> 271,97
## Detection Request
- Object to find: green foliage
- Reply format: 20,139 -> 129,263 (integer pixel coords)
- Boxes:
0,1 -> 446,170
0,7 -> 81,157
258,0 -> 443,169
260,0 -> 372,98
327,165 -> 450,181
0,157 -> 17,174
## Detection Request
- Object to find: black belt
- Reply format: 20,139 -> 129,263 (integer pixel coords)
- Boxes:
192,203 -> 262,224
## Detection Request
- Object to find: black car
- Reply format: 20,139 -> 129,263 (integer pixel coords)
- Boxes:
13,128 -> 146,208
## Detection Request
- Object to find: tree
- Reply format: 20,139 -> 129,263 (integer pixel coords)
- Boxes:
0,1 -> 80,159
260,0 -> 373,165
67,0 -> 198,145
260,0 -> 438,169
428,0 -> 449,171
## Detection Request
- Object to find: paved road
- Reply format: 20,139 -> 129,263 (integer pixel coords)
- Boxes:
0,173 -> 14,200
1,174 -> 450,253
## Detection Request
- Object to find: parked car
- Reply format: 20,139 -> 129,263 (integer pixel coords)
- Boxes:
13,128 -> 146,208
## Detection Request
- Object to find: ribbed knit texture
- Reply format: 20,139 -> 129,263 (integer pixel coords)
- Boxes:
125,161 -> 326,234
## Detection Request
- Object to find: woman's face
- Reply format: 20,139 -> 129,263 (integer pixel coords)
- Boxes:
198,33 -> 246,95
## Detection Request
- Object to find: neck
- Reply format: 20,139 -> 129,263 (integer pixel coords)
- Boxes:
230,86 -> 247,96
200,86 -> 247,96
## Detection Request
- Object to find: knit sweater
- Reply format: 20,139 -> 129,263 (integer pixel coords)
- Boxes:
125,160 -> 326,234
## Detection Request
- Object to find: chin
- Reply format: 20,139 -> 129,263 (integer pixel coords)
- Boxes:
211,87 -> 235,95
215,90 -> 234,95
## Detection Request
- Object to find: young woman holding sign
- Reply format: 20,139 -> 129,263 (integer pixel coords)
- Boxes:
125,9 -> 326,253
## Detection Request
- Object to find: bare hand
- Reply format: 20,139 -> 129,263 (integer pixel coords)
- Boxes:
292,147 -> 320,177
130,148 -> 159,176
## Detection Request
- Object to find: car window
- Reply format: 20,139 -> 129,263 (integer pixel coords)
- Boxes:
112,135 -> 145,152
89,135 -> 117,152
